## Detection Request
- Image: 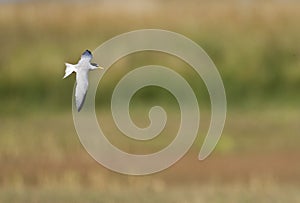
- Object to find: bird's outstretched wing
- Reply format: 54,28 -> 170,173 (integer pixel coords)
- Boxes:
75,72 -> 89,111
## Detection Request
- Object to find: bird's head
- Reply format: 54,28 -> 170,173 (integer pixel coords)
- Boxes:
82,50 -> 92,58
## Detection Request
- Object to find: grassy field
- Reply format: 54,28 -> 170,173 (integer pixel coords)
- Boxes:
1,109 -> 300,202
0,1 -> 300,110
1,1 -> 300,202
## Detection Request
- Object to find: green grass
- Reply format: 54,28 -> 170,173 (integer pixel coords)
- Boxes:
0,1 -> 300,112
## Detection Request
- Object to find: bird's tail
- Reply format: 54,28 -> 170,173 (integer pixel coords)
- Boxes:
63,63 -> 76,79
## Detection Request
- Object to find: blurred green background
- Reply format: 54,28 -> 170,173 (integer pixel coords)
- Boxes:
0,1 -> 300,202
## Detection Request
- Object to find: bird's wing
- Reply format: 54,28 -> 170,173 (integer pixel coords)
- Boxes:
75,71 -> 89,111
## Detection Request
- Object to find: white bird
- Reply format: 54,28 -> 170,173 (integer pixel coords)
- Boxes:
63,50 -> 103,112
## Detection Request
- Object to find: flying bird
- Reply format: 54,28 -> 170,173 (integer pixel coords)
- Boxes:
63,50 -> 103,111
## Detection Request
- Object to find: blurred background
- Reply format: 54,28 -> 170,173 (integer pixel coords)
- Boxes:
1,0 -> 300,202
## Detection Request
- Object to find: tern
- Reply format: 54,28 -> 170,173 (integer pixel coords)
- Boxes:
63,50 -> 103,112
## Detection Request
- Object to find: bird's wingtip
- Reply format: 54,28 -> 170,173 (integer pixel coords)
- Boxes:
76,104 -> 83,112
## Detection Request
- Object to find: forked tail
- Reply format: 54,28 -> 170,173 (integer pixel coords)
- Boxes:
63,63 -> 76,79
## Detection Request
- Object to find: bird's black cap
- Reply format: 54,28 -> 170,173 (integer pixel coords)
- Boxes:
82,50 -> 92,57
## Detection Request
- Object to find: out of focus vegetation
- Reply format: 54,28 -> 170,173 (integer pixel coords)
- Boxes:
0,1 -> 299,113
1,1 -> 300,202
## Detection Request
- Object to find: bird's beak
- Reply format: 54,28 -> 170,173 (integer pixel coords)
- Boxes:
98,66 -> 104,69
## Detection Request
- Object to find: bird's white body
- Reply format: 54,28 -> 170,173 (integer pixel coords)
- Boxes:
64,50 -> 103,111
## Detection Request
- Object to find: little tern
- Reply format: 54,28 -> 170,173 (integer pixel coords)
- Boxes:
63,50 -> 103,112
